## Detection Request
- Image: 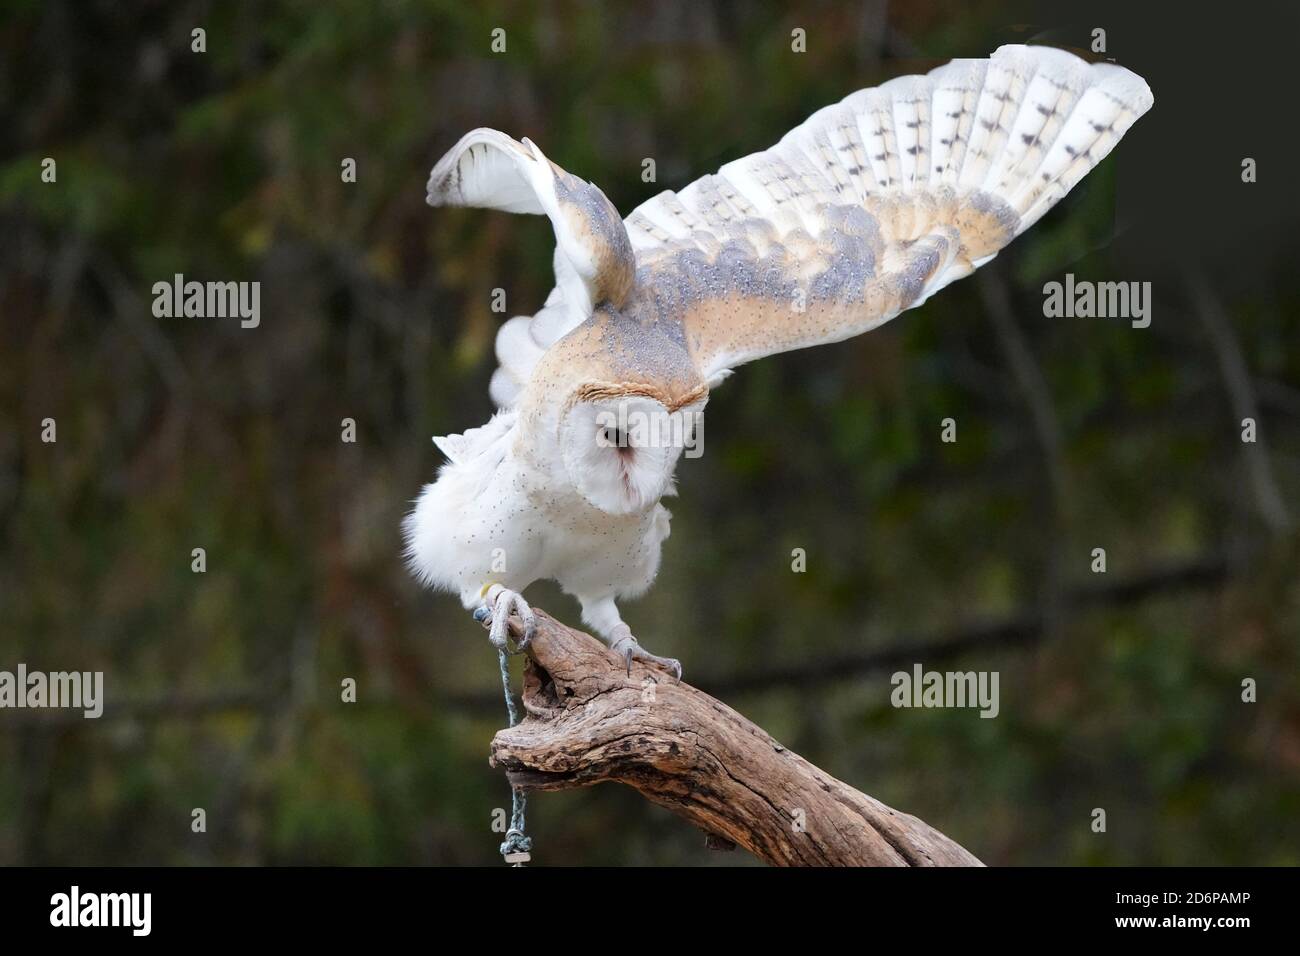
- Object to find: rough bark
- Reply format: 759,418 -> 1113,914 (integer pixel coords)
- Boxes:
488,609 -> 983,867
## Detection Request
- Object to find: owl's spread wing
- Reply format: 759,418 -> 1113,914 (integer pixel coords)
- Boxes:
625,45 -> 1153,382
427,129 -> 635,405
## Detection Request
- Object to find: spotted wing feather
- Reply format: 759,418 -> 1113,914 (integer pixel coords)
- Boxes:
626,45 -> 1153,380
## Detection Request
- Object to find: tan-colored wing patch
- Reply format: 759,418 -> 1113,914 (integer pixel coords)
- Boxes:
635,190 -> 1015,377
623,45 -> 1151,381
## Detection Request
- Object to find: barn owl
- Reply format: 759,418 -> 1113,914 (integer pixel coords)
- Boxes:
404,45 -> 1152,678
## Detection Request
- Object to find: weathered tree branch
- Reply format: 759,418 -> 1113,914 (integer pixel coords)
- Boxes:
1186,269 -> 1293,534
488,609 -> 982,867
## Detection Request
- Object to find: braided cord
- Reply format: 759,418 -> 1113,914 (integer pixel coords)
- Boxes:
496,645 -> 531,863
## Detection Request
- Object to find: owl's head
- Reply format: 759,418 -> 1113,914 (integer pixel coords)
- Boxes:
557,383 -> 706,515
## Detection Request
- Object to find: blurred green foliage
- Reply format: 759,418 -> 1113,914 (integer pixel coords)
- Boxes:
0,1 -> 1297,865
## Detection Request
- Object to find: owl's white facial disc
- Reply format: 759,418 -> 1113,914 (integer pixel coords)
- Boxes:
560,395 -> 694,515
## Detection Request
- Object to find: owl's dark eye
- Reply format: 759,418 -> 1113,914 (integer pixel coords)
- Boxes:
601,427 -> 625,447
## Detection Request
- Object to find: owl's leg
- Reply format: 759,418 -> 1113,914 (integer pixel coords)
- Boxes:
579,595 -> 682,681
472,583 -> 537,652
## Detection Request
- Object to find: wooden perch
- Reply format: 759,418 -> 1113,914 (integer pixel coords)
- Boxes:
488,609 -> 982,867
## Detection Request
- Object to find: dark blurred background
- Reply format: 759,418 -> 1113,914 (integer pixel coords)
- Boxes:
1,0 -> 1298,865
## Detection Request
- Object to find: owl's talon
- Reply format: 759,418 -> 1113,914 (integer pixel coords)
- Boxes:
472,605 -> 490,624
482,585 -> 535,654
609,627 -> 682,681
